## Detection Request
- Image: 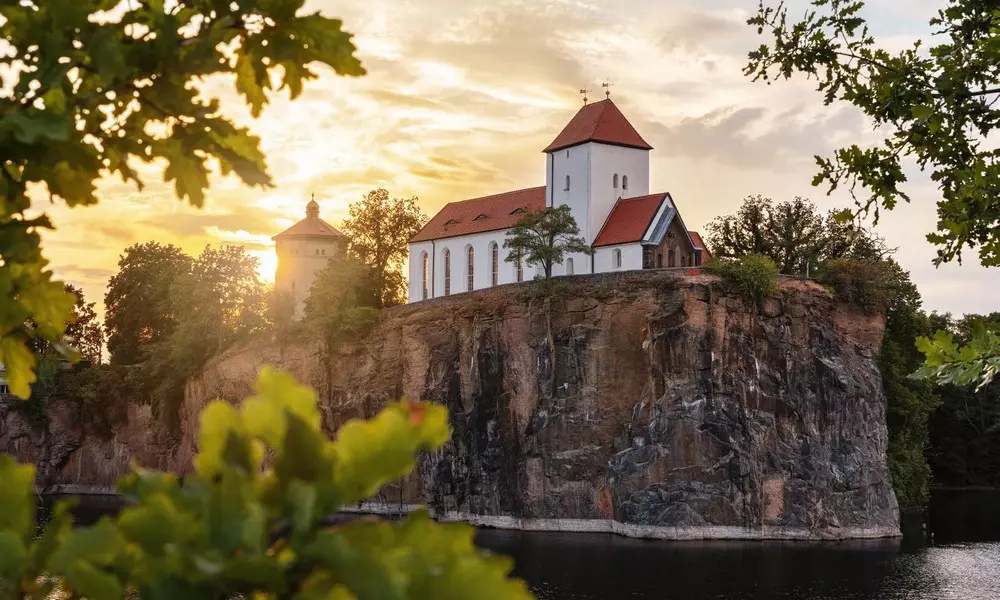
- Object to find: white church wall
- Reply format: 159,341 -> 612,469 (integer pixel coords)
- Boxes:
407,230 -> 538,303
594,243 -> 644,274
588,144 -> 651,241
549,144 -> 593,241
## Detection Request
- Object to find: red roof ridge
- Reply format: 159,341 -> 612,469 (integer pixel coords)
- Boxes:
272,215 -> 347,240
591,192 -> 667,248
441,185 -> 545,207
410,186 -> 546,243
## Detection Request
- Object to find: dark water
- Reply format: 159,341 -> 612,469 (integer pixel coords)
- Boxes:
51,490 -> 1000,600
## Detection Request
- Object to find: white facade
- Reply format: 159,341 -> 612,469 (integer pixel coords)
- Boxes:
408,231 -> 540,301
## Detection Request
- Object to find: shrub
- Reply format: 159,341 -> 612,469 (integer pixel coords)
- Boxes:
703,254 -> 779,304
593,283 -> 615,300
0,367 -> 533,600
817,258 -> 893,311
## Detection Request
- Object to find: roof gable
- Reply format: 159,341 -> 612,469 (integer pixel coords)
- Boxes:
543,99 -> 653,153
410,187 -> 546,243
592,193 -> 666,247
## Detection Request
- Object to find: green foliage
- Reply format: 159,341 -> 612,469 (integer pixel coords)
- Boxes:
1,1 -> 365,398
0,367 -> 533,599
816,258 -> 894,312
593,283 -> 615,300
104,243 -> 194,366
342,189 -> 427,308
503,205 -> 593,279
914,321 -> 1000,392
703,254 -> 779,305
746,0 -> 1000,268
304,257 -> 381,345
706,194 -> 886,275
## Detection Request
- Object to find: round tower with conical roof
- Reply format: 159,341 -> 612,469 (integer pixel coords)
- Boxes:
272,197 -> 348,319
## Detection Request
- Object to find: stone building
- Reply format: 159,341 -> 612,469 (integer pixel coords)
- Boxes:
273,198 -> 348,318
406,98 -> 710,303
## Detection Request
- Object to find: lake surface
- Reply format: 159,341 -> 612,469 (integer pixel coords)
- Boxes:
52,489 -> 1000,600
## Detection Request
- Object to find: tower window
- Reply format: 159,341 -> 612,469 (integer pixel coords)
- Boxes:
566,257 -> 574,275
622,175 -> 628,190
613,249 -> 622,269
421,252 -> 429,300
490,242 -> 499,286
467,246 -> 475,291
564,175 -> 570,191
515,249 -> 524,282
613,174 -> 618,189
443,248 -> 451,296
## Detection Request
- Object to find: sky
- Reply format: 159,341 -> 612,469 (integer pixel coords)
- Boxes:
31,0 -> 1000,319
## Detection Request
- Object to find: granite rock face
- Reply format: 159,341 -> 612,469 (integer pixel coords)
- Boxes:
1,272 -> 900,539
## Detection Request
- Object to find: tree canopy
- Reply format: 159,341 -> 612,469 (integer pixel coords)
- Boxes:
503,205 -> 592,279
1,0 -> 364,398
341,189 -> 426,308
745,0 -> 1000,390
304,256 -> 381,344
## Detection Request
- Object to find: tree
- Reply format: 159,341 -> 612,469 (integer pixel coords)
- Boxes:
0,368 -> 534,600
503,206 -> 593,279
341,189 -> 426,307
706,195 -> 887,275
304,256 -> 381,343
745,0 -> 1000,389
0,2 -> 365,398
104,243 -> 193,366
65,284 -> 104,365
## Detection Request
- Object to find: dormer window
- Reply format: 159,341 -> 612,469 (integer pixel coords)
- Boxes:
445,219 -> 458,225
565,175 -> 570,191
509,207 -> 526,215
474,214 -> 488,221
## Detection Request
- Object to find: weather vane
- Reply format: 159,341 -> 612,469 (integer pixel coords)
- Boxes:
579,87 -> 591,105
602,80 -> 613,99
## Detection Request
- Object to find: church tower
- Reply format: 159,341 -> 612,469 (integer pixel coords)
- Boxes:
542,98 -> 652,274
272,197 -> 348,318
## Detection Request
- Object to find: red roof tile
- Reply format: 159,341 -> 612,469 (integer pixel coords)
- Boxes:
688,231 -> 711,261
592,193 -> 666,247
410,187 -> 546,243
272,216 -> 347,240
543,99 -> 653,153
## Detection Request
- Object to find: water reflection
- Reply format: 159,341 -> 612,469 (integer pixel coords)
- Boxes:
43,489 -> 1000,600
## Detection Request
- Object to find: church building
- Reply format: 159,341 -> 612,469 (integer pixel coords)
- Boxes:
273,198 -> 348,318
406,98 -> 710,303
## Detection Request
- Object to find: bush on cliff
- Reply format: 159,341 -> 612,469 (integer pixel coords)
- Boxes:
703,254 -> 779,305
0,367 -> 533,600
816,259 -> 894,312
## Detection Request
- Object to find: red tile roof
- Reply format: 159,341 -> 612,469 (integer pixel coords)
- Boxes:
409,187 -> 546,243
688,231 -> 711,261
272,216 -> 347,240
592,193 -> 666,247
543,99 -> 653,153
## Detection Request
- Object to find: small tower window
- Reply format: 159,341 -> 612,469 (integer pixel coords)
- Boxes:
613,249 -> 622,269
566,257 -> 574,275
613,174 -> 619,189
564,175 -> 570,191
515,249 -> 524,282
443,248 -> 451,296
421,252 -> 429,300
467,246 -> 475,291
490,242 -> 499,286
622,175 -> 629,190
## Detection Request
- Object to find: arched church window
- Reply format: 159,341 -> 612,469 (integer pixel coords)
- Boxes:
565,175 -> 570,191
613,174 -> 618,189
467,246 -> 475,291
613,249 -> 622,269
421,252 -> 429,300
668,249 -> 675,267
566,257 -> 574,275
515,249 -> 524,282
443,248 -> 451,296
490,243 -> 499,286
622,175 -> 629,190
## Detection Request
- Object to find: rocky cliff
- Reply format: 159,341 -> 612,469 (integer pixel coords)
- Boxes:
1,271 -> 900,540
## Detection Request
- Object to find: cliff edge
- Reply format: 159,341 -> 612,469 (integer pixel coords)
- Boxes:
3,271 -> 900,540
